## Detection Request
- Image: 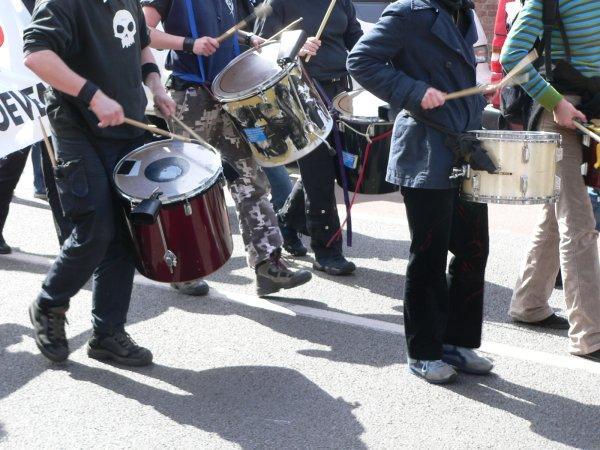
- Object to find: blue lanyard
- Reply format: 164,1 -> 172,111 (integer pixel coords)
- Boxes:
181,0 -> 206,83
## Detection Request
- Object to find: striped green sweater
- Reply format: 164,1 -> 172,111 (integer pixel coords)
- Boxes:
500,0 -> 600,111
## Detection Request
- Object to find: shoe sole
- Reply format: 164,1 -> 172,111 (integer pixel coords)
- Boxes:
408,366 -> 458,384
312,262 -> 356,276
87,345 -> 153,367
447,364 -> 493,375
511,319 -> 569,330
256,272 -> 312,297
28,303 -> 69,363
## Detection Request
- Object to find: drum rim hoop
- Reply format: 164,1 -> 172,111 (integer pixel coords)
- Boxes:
332,89 -> 392,124
113,140 -> 223,205
469,130 -> 562,143
211,44 -> 294,102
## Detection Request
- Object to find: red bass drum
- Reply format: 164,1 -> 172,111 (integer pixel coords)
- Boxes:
114,140 -> 233,283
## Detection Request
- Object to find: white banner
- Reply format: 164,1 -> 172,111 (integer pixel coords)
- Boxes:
0,0 -> 49,158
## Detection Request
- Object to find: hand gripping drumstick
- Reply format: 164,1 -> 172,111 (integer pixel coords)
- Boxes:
123,117 -> 193,143
573,121 -> 600,169
258,17 -> 304,49
38,117 -> 57,168
444,49 -> 538,101
215,3 -> 273,43
305,0 -> 337,63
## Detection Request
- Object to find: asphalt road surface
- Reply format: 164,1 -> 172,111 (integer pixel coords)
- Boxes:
1,160 -> 599,449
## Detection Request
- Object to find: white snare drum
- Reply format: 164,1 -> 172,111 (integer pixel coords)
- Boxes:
461,130 -> 562,204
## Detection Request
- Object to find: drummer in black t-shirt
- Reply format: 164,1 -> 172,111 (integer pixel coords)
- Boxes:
23,0 -> 176,366
256,0 -> 362,275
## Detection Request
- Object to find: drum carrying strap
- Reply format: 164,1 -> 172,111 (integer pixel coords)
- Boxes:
313,80 -> 353,247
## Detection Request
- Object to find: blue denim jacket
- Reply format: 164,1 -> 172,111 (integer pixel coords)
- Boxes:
347,0 -> 486,189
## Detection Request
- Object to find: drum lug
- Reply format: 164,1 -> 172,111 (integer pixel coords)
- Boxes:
556,145 -> 563,162
583,134 -> 591,146
164,250 -> 178,272
157,216 -> 177,273
520,175 -> 528,196
554,176 -> 561,198
472,172 -> 480,195
522,143 -> 530,163
184,197 -> 192,216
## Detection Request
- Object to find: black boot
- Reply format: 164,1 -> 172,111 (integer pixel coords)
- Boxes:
0,237 -> 11,254
87,331 -> 153,366
314,253 -> 356,276
256,249 -> 312,296
29,301 -> 69,362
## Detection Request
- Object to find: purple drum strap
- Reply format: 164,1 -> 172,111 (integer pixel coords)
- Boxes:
313,80 -> 352,247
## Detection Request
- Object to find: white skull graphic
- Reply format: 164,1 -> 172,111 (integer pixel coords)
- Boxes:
113,10 -> 136,48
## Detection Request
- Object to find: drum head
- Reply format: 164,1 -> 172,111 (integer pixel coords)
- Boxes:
212,42 -> 289,102
113,140 -> 222,204
332,89 -> 391,124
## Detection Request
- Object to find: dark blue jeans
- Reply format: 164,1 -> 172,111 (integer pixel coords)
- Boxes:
37,133 -> 145,334
589,188 -> 600,232
31,142 -> 45,195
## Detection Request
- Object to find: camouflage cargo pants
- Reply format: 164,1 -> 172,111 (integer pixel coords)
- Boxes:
170,87 -> 282,267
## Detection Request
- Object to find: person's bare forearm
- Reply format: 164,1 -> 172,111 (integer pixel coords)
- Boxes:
147,26 -> 185,51
24,50 -> 86,97
141,45 -> 165,95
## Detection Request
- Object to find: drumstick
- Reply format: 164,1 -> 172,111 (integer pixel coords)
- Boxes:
215,3 -> 273,43
123,117 -> 192,143
444,50 -> 538,101
573,120 -> 600,143
170,115 -> 220,155
38,117 -> 57,168
258,17 -> 303,49
305,0 -> 337,63
444,73 -> 529,101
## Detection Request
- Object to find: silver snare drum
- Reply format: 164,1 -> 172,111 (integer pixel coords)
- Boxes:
461,130 -> 562,205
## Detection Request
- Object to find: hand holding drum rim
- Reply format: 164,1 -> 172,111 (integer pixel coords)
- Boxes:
553,98 -> 587,129
193,36 -> 219,56
298,37 -> 321,58
420,87 -> 446,110
90,90 -> 125,128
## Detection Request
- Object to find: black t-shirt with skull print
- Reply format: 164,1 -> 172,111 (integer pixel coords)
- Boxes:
23,0 -> 150,140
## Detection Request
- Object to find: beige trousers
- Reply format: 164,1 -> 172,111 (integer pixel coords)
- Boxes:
510,107 -> 600,355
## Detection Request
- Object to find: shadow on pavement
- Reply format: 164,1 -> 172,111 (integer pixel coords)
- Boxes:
449,375 -> 600,448
65,362 -> 367,449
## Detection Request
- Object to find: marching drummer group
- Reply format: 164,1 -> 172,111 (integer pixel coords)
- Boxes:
19,0 -> 600,382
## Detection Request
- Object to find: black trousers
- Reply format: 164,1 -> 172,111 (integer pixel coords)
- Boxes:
401,187 -> 489,360
287,79 -> 348,258
37,134 -> 144,334
0,148 -> 30,238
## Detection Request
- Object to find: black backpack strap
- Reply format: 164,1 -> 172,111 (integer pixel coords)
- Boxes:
542,0 -> 558,81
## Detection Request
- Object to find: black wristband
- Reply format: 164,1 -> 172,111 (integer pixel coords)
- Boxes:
182,37 -> 195,54
244,33 -> 254,46
77,80 -> 99,106
142,62 -> 160,82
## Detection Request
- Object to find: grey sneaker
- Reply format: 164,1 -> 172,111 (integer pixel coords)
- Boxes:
408,358 -> 457,384
256,249 -> 312,297
171,279 -> 209,296
442,345 -> 493,375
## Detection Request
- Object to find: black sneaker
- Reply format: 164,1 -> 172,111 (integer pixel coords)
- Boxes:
256,249 -> 312,296
87,331 -> 153,367
28,301 -> 69,362
512,312 -> 570,330
579,349 -> 600,363
0,237 -> 11,255
313,254 -> 356,276
283,234 -> 307,257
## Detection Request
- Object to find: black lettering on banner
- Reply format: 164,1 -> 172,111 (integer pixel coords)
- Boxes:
10,88 -> 34,120
0,91 -> 23,126
0,99 -> 8,131
34,82 -> 47,115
